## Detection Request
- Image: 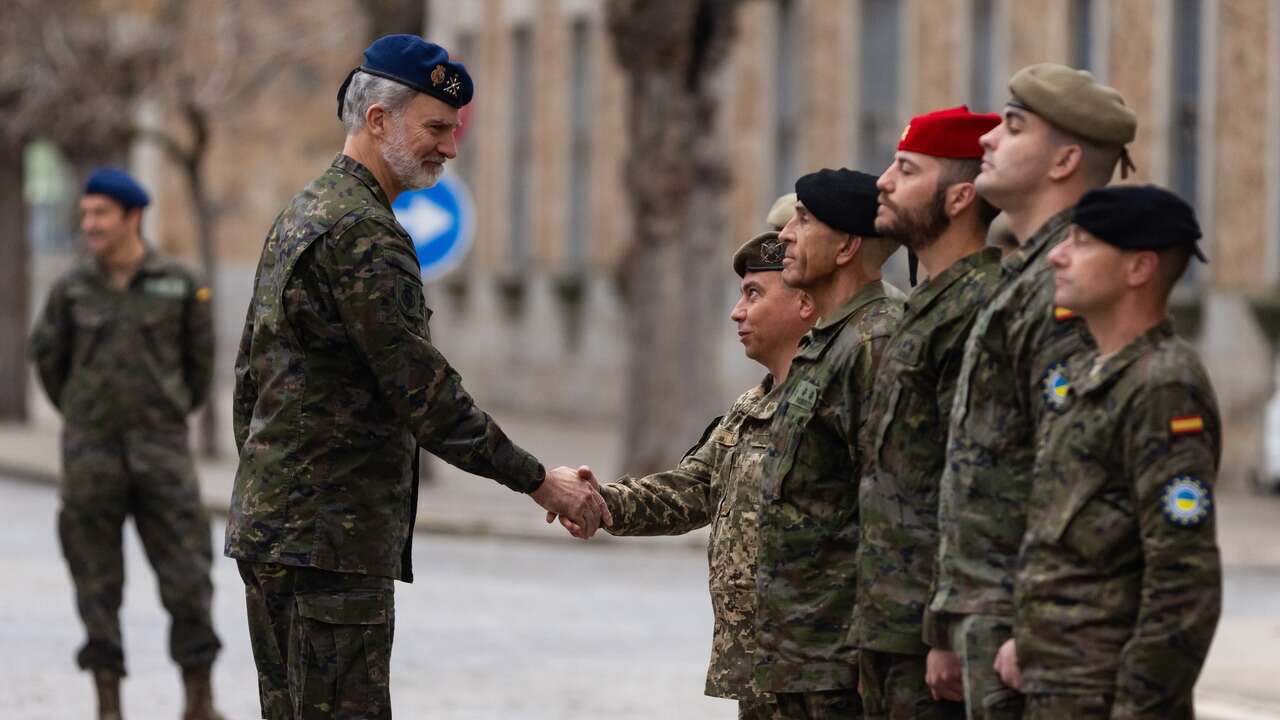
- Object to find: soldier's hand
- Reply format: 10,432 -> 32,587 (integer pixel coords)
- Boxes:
993,638 -> 1022,690
925,648 -> 964,702
532,465 -> 612,539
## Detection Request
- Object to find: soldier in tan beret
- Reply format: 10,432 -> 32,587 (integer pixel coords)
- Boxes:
926,63 -> 1137,720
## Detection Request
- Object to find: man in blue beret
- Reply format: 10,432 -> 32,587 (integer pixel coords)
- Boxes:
30,167 -> 226,720
227,34 -> 609,719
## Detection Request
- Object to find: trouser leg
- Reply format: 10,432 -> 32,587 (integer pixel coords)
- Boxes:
953,615 -> 1024,720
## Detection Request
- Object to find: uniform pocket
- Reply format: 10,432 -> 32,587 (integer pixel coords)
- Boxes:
293,590 -> 393,719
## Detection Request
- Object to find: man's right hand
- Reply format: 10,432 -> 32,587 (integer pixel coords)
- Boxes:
531,465 -> 611,539
925,648 -> 965,702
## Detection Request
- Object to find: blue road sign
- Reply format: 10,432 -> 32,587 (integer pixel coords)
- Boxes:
392,171 -> 475,281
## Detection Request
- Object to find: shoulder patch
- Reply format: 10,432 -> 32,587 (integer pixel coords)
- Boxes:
1170,415 -> 1205,437
143,277 -> 189,298
1053,306 -> 1077,321
1162,476 -> 1211,527
194,286 -> 212,303
1040,361 -> 1071,412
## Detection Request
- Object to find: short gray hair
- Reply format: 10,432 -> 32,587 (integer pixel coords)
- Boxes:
340,71 -> 418,135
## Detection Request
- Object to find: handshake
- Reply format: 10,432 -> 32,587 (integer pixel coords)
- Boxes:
530,465 -> 612,539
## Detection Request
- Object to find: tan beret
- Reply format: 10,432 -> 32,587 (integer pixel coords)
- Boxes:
766,193 -> 797,230
733,231 -> 785,277
1008,63 -> 1137,146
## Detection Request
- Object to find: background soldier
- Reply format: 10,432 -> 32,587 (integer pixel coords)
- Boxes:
1009,186 -> 1222,719
559,204 -> 812,719
852,107 -> 1002,719
226,35 -> 608,720
29,168 -> 224,720
756,169 -> 902,718
926,64 -> 1137,720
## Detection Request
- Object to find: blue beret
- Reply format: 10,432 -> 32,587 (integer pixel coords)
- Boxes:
84,167 -> 150,210
338,35 -> 474,119
794,169 -> 882,237
1073,185 -> 1207,263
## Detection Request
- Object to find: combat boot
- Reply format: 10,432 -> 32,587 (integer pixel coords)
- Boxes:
180,665 -> 226,720
92,670 -> 122,720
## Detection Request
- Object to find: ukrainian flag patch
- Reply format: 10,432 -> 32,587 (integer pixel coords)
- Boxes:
1162,476 -> 1211,527
1040,361 -> 1071,412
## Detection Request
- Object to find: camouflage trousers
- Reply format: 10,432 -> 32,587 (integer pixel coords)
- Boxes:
58,426 -> 221,675
951,614 -> 1024,720
858,650 -> 966,720
238,561 -> 395,720
764,688 -> 863,719
1023,693 -> 1113,719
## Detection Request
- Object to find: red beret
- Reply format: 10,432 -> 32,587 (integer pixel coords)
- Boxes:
897,106 -> 1000,159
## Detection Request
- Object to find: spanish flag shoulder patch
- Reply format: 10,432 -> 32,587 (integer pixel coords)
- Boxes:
1170,415 -> 1205,437
1053,306 -> 1076,321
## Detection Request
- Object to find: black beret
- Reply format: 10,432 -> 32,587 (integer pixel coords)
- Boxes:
338,35 -> 474,119
794,168 -> 881,237
1073,185 -> 1206,262
84,167 -> 150,209
733,231 -> 786,277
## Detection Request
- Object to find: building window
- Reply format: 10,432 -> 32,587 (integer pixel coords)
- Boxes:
773,0 -> 800,198
858,0 -> 901,171
1070,0 -> 1094,70
509,25 -> 533,268
1170,0 -> 1201,209
969,0 -> 996,111
25,141 -> 75,254
568,19 -> 592,271
453,31 -> 477,182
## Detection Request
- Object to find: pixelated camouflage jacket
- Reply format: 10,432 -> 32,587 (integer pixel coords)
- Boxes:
754,279 -> 903,693
225,154 -> 544,582
602,377 -> 784,702
30,250 -> 214,432
1016,321 -> 1221,718
927,209 -> 1093,642
850,247 -> 1002,656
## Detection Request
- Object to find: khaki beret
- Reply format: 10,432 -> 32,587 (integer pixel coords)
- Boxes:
1008,63 -> 1136,146
733,231 -> 785,277
767,193 -> 797,230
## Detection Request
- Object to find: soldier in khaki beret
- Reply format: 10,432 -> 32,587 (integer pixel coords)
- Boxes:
926,64 -> 1137,720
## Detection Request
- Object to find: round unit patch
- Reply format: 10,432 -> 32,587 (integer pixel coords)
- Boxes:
1162,476 -> 1211,527
1040,362 -> 1071,412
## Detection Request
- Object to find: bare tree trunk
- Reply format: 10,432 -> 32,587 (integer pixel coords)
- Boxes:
0,141 -> 30,420
608,0 -> 741,474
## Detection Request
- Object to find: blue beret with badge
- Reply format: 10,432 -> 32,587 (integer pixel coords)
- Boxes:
84,167 -> 150,210
337,34 -> 474,119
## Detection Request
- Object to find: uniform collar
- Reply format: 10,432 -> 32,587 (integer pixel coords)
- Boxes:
904,246 -> 1001,316
745,374 -> 787,419
1073,320 -> 1176,397
812,279 -> 890,333
81,244 -> 164,285
1001,207 -> 1074,276
333,153 -> 392,210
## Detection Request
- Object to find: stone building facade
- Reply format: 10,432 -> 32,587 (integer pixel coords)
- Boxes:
37,0 -> 1275,483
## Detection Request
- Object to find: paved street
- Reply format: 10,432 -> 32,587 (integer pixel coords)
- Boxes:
2,475 -> 1279,719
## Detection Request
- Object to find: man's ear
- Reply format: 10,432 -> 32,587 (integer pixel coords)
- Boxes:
947,182 -> 978,218
365,104 -> 389,137
1047,143 -> 1083,182
798,291 -> 816,321
833,234 -> 863,267
1127,250 -> 1159,289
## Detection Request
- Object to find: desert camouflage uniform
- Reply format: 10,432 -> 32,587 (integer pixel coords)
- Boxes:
602,378 -> 783,716
30,251 -> 220,676
756,279 -> 903,715
1017,321 -> 1222,720
227,154 -> 544,719
852,248 -> 1001,719
927,209 -> 1091,719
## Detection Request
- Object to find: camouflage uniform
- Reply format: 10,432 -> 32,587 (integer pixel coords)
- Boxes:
852,248 -> 1002,719
926,209 -> 1091,719
29,251 -> 221,676
602,378 -> 784,716
1017,321 -> 1222,719
757,279 -> 903,715
227,154 -> 544,718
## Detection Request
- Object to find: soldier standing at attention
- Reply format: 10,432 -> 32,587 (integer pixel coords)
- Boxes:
925,64 -> 1137,719
1006,186 -> 1221,719
556,206 -> 812,719
226,35 -> 608,720
756,169 -> 903,718
851,107 -> 1002,719
30,167 -> 225,720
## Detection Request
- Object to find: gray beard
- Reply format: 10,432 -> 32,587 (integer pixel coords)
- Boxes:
382,122 -> 441,191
